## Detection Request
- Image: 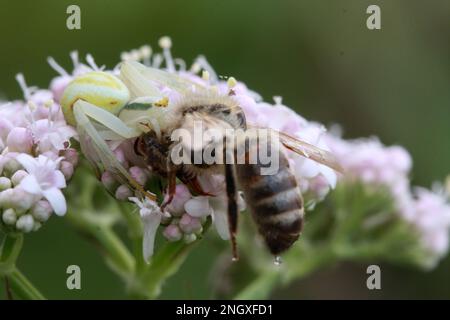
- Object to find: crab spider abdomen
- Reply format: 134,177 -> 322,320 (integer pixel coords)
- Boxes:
61,71 -> 130,125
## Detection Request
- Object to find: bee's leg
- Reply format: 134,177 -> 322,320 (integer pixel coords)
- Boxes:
160,170 -> 176,211
73,101 -> 157,201
176,165 -> 214,196
224,162 -> 239,261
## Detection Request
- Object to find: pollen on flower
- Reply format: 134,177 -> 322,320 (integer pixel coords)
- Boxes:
139,45 -> 152,59
227,76 -> 237,89
202,70 -> 210,82
158,36 -> 172,49
190,62 -> 201,74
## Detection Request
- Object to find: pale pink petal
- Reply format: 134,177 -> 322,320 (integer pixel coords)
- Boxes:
19,175 -> 42,195
53,171 -> 67,189
319,165 -> 337,189
42,188 -> 67,216
16,153 -> 38,173
210,198 -> 230,240
141,211 -> 162,262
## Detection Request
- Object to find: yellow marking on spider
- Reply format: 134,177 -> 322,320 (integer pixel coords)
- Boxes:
154,97 -> 169,107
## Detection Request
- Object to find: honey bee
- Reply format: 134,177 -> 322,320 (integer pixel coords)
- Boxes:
61,61 -> 342,259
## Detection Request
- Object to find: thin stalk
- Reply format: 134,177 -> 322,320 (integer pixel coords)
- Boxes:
0,233 -> 46,300
8,268 -> 46,300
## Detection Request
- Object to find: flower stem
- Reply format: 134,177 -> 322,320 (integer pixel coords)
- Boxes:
90,225 -> 135,277
139,241 -> 194,299
234,245 -> 335,300
0,233 -> 23,274
119,202 -> 146,275
234,271 -> 281,300
69,213 -> 135,277
0,233 -> 46,300
7,268 -> 46,300
129,219 -> 212,299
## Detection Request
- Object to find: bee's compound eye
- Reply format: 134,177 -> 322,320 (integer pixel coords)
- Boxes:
61,71 -> 130,126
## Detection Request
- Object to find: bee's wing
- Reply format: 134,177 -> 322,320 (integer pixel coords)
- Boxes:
174,111 -> 233,156
73,102 -> 157,201
120,61 -> 208,97
248,124 -> 343,173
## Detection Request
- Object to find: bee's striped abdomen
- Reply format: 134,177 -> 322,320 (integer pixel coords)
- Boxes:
235,143 -> 304,255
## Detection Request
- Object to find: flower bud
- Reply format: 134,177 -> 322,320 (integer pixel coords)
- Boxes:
16,214 -> 35,233
10,188 -> 36,214
101,171 -> 118,191
33,221 -> 42,232
29,90 -> 53,108
115,185 -> 133,201
179,213 -> 202,234
3,158 -> 21,176
10,170 -> 28,186
166,184 -> 191,216
32,200 -> 53,222
0,188 -> 14,208
6,127 -> 33,153
2,208 -> 17,225
0,118 -> 13,141
60,161 -> 74,180
183,233 -> 197,244
163,224 -> 182,242
160,211 -> 172,225
129,166 -> 148,186
61,148 -> 79,167
113,148 -> 129,168
50,75 -> 72,103
0,177 -> 12,191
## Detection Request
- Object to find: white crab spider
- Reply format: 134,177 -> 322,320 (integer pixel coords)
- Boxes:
61,61 -> 211,260
61,61 -> 208,202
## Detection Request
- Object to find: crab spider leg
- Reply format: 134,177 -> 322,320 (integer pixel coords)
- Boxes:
74,100 -> 142,139
73,101 -> 157,201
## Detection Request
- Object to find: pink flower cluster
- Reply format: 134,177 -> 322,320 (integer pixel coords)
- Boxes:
31,38 -> 335,258
13,37 -> 450,264
326,133 -> 450,260
0,76 -> 78,232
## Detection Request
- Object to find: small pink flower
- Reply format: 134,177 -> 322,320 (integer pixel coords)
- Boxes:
61,148 -> 79,167
179,213 -> 202,234
412,188 -> 450,256
16,154 -> 67,216
129,166 -> 148,186
6,127 -> 33,153
115,185 -> 133,201
0,118 -> 13,143
50,76 -> 73,103
60,161 -> 74,180
129,197 -> 165,261
163,224 -> 183,241
31,117 -> 77,153
32,200 -> 53,222
101,171 -> 118,191
165,184 -> 191,216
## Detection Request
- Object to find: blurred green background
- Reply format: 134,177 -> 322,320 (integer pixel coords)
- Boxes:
0,0 -> 449,299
